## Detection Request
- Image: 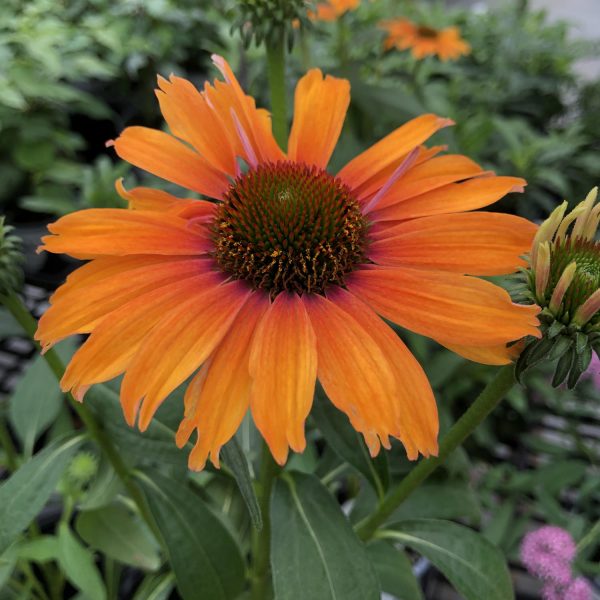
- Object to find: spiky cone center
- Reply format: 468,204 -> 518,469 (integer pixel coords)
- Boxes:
212,161 -> 368,297
417,26 -> 439,39
517,188 -> 600,388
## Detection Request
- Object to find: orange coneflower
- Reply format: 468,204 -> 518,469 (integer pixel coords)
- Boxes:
36,56 -> 539,469
380,18 -> 471,61
309,0 -> 359,21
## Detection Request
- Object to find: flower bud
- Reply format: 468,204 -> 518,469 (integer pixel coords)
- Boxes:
233,0 -> 312,51
516,188 -> 600,387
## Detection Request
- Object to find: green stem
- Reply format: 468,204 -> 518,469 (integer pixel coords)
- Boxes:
577,517 -> 600,556
1,291 -> 159,539
266,33 -> 287,151
249,443 -> 281,600
356,364 -> 516,541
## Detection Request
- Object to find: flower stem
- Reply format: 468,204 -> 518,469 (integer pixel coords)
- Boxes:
249,442 -> 280,600
577,517 -> 600,557
355,364 -> 516,541
266,32 -> 288,151
0,291 -> 159,539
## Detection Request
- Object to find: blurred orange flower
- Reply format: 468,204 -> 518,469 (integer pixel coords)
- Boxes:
309,0 -> 359,21
37,56 -> 539,470
380,18 -> 471,61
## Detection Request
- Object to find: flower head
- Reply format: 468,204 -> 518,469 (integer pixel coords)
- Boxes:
309,0 -> 359,22
379,19 -> 471,61
516,188 -> 600,387
520,526 -> 576,586
37,56 -> 539,470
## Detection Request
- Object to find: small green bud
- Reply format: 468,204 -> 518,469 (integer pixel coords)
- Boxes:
232,0 -> 313,50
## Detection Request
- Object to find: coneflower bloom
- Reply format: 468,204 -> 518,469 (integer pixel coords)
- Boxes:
36,56 -> 539,469
380,19 -> 471,61
309,0 -> 359,22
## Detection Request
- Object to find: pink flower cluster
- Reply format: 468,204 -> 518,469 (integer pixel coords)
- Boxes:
587,354 -> 600,388
520,526 -> 592,600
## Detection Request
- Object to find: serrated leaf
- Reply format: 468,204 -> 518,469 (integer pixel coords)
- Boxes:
0,435 -> 81,554
58,522 -> 106,600
270,472 -> 380,600
137,471 -> 245,600
384,519 -> 513,600
312,390 -> 388,498
75,502 -> 161,570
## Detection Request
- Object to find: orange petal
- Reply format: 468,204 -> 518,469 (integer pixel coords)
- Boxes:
249,293 -> 317,465
304,291 -> 400,455
176,293 -> 269,470
111,126 -> 229,198
156,75 -> 238,176
337,114 -> 453,199
60,272 -> 223,397
36,256 -> 210,348
287,69 -> 350,168
326,288 -> 438,458
442,342 -> 518,366
368,212 -> 537,275
210,55 -> 284,164
374,154 -> 486,210
40,209 -> 211,259
347,266 -> 541,348
121,280 -> 251,430
370,176 -> 526,222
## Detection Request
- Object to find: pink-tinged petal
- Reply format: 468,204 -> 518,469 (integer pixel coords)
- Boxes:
110,126 -> 229,199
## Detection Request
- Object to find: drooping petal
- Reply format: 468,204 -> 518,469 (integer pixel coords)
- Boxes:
287,69 -> 350,168
347,266 -> 541,348
303,291 -> 400,456
60,272 -> 223,398
36,256 -> 210,348
110,126 -> 229,198
370,176 -> 526,222
120,280 -> 251,430
337,114 -> 453,199
39,209 -> 211,259
325,288 -> 438,458
369,212 -> 537,275
156,74 -> 238,176
210,54 -> 284,164
176,293 -> 269,470
249,293 -> 318,465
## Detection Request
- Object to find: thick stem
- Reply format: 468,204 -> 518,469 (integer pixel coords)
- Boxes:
249,443 -> 281,600
356,364 -> 516,541
266,33 -> 287,151
1,291 -> 159,539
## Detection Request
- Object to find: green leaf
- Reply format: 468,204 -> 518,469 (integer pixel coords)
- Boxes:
13,536 -> 59,562
0,435 -> 81,554
366,541 -> 424,600
75,502 -> 161,570
270,472 -> 380,600
312,390 -> 388,498
384,519 -> 513,600
137,471 -> 245,600
132,574 -> 175,600
57,522 -> 107,600
8,341 -> 75,455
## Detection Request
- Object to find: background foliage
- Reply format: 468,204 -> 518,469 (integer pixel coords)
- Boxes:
1,0 -> 599,598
